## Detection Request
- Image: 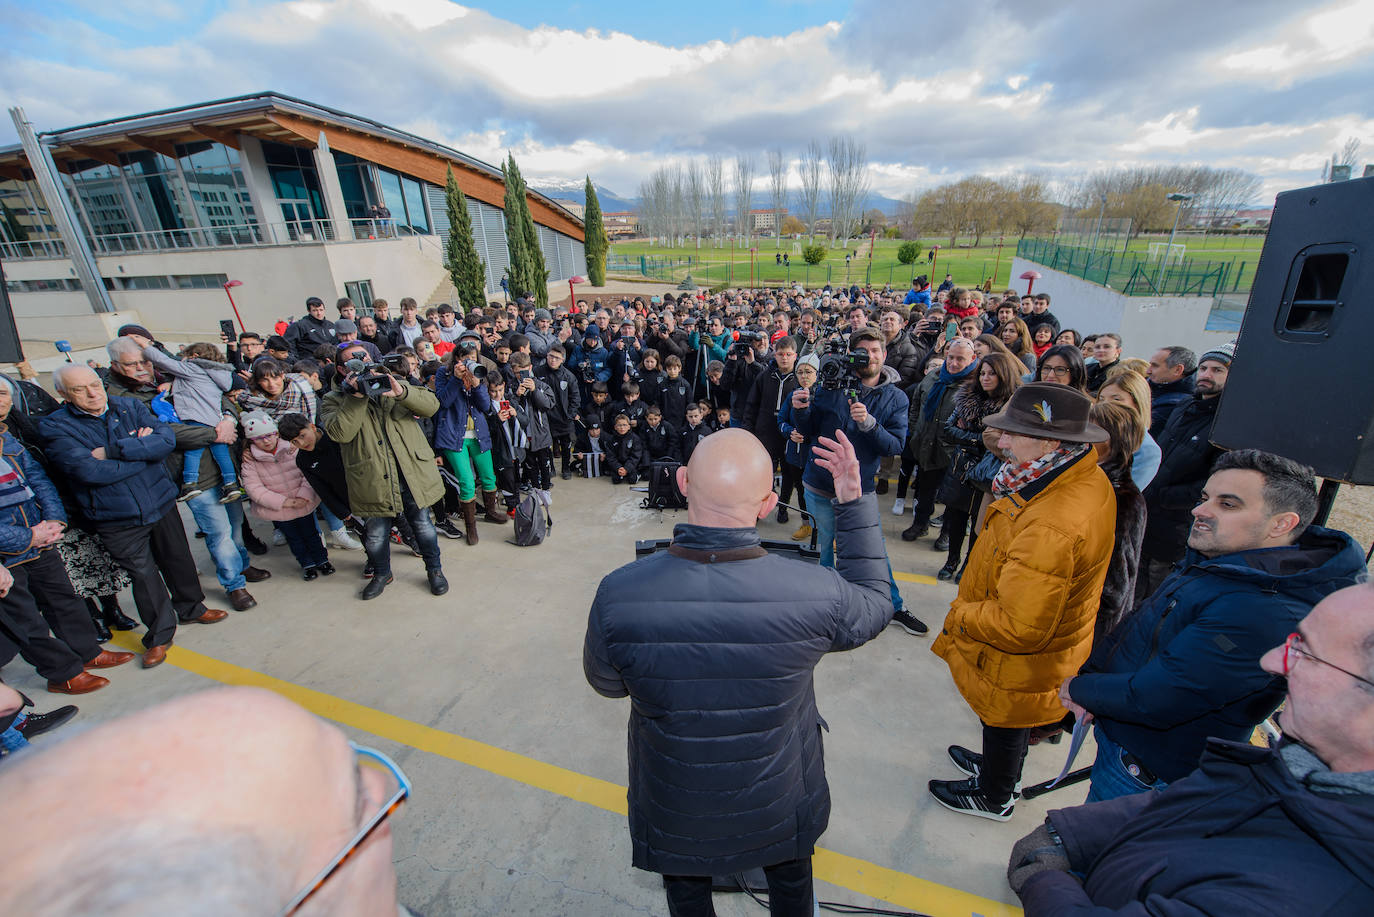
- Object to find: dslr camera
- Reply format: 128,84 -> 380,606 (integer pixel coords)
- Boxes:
343,358 -> 392,399
730,329 -> 764,359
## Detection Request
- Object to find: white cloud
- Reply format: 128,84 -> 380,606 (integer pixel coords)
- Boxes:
1,0 -> 1370,209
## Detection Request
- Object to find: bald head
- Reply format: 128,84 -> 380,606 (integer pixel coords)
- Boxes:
0,687 -> 399,916
679,428 -> 778,528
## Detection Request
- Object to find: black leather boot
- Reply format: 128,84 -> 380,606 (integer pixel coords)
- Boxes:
85,599 -> 112,643
99,596 -> 138,631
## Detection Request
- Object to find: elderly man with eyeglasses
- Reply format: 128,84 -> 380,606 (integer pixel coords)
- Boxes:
1057,449 -> 1365,804
39,365 -> 229,667
0,686 -> 418,916
1008,581 -> 1374,914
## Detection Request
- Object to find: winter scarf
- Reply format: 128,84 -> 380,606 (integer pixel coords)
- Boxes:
992,443 -> 1090,498
950,382 -> 1007,431
922,361 -> 976,421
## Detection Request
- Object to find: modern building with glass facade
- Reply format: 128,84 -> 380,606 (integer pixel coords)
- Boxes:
0,92 -> 585,347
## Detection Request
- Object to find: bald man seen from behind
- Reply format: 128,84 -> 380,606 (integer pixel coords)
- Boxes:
584,428 -> 895,916
0,687 -> 412,917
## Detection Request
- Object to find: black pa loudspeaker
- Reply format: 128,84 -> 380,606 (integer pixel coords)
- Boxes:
1211,176 -> 1373,484
0,261 -> 25,364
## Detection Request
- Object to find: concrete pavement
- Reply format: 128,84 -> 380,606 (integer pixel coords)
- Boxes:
3,478 -> 1095,915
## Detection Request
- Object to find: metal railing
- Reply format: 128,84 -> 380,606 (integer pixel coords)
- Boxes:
0,218 -> 434,262
1016,238 -> 1254,297
606,253 -> 909,289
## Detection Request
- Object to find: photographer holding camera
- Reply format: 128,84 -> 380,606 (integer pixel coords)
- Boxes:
645,311 -> 691,366
319,344 -> 448,599
791,328 -> 926,633
720,331 -> 768,427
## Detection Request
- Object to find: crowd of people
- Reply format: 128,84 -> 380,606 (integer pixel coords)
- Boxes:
0,274 -> 1369,915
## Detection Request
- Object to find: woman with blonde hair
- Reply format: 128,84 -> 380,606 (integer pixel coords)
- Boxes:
1096,370 -> 1160,490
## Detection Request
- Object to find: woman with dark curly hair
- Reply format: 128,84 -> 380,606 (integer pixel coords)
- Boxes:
935,352 -> 1022,581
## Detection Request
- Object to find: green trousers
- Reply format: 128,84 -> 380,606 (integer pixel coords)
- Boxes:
443,439 -> 496,502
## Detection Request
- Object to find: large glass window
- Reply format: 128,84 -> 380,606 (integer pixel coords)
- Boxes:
63,161 -> 137,238
261,140 -> 327,238
332,151 -> 378,221
120,150 -> 195,235
175,141 -> 256,233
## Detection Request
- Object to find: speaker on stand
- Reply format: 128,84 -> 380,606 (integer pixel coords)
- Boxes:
1210,175 -> 1374,527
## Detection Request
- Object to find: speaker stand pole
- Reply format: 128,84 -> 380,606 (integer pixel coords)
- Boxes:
1314,479 -> 1340,528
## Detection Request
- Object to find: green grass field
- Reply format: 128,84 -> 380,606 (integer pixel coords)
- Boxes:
607,233 -> 1267,292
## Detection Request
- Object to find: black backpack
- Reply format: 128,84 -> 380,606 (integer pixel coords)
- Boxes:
642,460 -> 687,510
510,491 -> 551,546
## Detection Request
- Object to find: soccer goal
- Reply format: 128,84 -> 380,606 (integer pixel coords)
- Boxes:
1147,242 -> 1186,266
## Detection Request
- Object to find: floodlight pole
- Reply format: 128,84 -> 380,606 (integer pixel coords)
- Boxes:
1156,193 -> 1193,292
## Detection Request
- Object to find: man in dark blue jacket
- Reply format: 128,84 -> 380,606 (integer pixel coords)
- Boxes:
40,366 -> 226,668
790,329 -> 923,633
1011,582 -> 1374,915
1061,449 -> 1365,800
584,429 -> 892,916
0,426 -> 133,694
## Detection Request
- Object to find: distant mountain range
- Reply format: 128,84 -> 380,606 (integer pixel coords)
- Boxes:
530,181 -> 905,218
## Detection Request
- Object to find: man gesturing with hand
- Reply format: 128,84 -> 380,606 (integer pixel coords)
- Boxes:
585,429 -> 893,916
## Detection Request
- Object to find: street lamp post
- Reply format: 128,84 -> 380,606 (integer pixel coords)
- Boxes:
1156,192 -> 1193,291
568,275 -> 586,310
222,279 -> 246,333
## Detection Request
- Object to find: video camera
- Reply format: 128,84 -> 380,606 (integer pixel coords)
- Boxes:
343,358 -> 393,399
730,329 -> 765,359
817,326 -> 869,399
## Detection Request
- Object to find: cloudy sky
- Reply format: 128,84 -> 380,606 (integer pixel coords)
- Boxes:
2,0 -> 1371,203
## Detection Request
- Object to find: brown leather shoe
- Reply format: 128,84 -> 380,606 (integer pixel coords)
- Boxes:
189,608 -> 229,624
48,671 -> 110,694
142,644 -> 170,668
243,566 -> 272,583
228,588 -> 258,611
85,649 -> 135,669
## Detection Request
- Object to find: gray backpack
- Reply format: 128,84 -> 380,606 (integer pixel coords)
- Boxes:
510,491 -> 551,546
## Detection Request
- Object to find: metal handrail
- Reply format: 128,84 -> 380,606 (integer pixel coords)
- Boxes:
0,217 -> 436,262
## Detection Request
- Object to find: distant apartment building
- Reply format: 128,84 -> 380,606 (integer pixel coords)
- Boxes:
750,207 -> 787,232
0,92 -> 586,347
604,211 -> 638,237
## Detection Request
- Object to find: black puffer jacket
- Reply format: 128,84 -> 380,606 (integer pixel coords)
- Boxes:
1021,739 -> 1374,915
1141,394 -> 1223,561
583,497 -> 893,875
1147,374 -> 1195,439
884,332 -> 923,388
742,362 -> 798,460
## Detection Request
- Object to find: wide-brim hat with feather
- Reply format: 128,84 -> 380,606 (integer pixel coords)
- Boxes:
981,381 -> 1108,443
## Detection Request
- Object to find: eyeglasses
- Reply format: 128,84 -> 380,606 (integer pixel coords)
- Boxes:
1042,365 -> 1072,378
1281,632 -> 1374,690
279,743 -> 411,915
115,359 -> 151,369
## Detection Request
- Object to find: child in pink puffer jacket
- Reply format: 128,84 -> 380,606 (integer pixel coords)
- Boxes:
240,411 -> 334,580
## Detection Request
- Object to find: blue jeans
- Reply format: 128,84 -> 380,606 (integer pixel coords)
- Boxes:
804,486 -> 904,612
185,490 -> 249,592
1,716 -> 29,757
362,483 -> 441,577
318,505 -> 345,533
183,440 -> 238,486
1086,725 -> 1170,802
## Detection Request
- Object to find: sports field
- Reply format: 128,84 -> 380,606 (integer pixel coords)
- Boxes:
608,233 -> 1267,291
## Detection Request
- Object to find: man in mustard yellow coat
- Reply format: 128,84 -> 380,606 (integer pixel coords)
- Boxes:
931,382 -> 1116,821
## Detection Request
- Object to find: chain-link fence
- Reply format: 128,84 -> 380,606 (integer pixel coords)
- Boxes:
1016,239 -> 1256,297
608,254 -> 944,290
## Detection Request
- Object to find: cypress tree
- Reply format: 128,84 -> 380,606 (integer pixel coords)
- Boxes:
583,176 -> 608,286
502,156 -> 532,300
509,156 -> 549,308
443,166 -> 486,314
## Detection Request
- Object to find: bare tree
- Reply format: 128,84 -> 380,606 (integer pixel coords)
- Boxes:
669,165 -> 685,246
826,136 -> 870,248
767,149 -> 787,249
706,155 -> 726,248
685,160 -> 704,249
733,154 -> 755,247
1198,168 -> 1263,229
798,140 -> 824,241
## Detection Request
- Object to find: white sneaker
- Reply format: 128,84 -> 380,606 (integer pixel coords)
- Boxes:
891,497 -> 906,516
272,529 -> 286,547
329,527 -> 363,551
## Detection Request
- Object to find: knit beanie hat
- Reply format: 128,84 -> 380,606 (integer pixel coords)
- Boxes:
797,353 -> 821,371
1200,340 -> 1237,367
242,410 -> 277,440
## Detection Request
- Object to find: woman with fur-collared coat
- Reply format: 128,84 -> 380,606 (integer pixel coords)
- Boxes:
930,383 -> 1116,822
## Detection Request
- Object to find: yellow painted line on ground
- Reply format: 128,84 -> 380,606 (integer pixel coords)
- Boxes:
111,631 -> 1018,917
895,570 -> 942,586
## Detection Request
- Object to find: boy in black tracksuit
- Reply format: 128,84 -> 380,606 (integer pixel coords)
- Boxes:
611,381 -> 648,430
659,356 -> 693,430
637,350 -> 666,411
679,402 -> 713,465
534,344 -> 580,479
603,414 -> 646,484
640,406 -> 679,463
